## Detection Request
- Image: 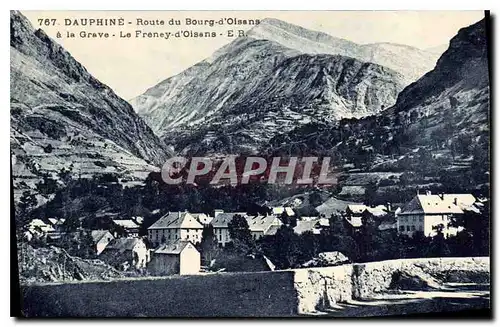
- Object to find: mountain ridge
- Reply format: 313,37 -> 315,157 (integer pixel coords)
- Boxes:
10,11 -> 171,202
131,17 -> 442,144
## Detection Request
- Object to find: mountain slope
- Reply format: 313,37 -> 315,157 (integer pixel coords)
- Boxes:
131,18 -> 441,152
132,18 -> 426,154
10,11 -> 171,201
263,18 -> 490,201
174,53 -> 405,155
132,37 -> 301,133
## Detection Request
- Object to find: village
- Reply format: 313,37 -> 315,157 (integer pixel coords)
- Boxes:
21,189 -> 488,278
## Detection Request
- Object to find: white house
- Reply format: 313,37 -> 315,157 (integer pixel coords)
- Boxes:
147,211 -> 204,247
293,218 -> 325,235
27,219 -> 55,237
148,240 -> 200,276
397,191 -> 477,238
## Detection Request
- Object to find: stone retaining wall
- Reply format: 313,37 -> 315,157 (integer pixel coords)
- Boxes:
20,257 -> 489,317
293,264 -> 353,313
352,257 -> 490,299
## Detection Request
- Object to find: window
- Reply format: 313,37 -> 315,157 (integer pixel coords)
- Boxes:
407,226 -> 411,231
399,226 -> 405,232
411,225 -> 416,231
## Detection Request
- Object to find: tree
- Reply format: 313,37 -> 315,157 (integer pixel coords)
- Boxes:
308,191 -> 323,207
319,213 -> 359,261
279,211 -> 290,226
77,229 -> 96,259
356,212 -> 379,261
228,214 -> 254,253
272,225 -> 303,269
200,225 -> 220,265
450,203 -> 490,256
16,191 -> 37,232
408,231 -> 431,258
427,224 -> 451,257
364,181 -> 378,206
57,166 -> 73,186
35,174 -> 59,196
299,231 -> 319,263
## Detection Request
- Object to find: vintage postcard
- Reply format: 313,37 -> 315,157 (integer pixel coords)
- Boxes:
11,10 -> 491,318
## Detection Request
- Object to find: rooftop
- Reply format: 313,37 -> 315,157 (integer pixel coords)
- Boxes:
272,207 -> 295,216
103,238 -> 142,253
211,212 -> 247,228
148,212 -> 204,230
113,220 -> 140,229
154,240 -> 196,255
399,193 -> 477,215
191,213 -> 213,225
347,204 -> 369,214
91,230 -> 113,243
246,215 -> 281,234
294,219 -> 323,235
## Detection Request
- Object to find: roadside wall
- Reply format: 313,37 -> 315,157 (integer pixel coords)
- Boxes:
293,264 -> 353,313
20,257 -> 489,317
21,271 -> 298,317
352,257 -> 490,299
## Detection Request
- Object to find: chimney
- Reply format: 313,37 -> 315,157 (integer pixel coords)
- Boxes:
438,193 -> 444,200
426,190 -> 431,196
454,198 -> 458,205
214,209 -> 224,218
386,202 -> 392,212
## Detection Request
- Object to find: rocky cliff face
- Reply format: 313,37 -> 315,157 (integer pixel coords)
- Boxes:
393,18 -> 489,118
248,18 -> 440,84
10,11 -> 171,201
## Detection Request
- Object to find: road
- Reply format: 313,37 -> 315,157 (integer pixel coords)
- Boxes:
305,283 -> 490,317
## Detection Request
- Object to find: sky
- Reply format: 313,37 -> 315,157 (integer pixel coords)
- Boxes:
21,11 -> 485,100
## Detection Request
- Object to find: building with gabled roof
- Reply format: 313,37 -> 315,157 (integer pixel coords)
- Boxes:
211,211 -> 247,247
148,240 -> 200,276
27,219 -> 55,238
147,211 -> 204,247
397,191 -> 477,237
113,219 -> 140,237
246,215 -> 282,240
91,230 -> 114,255
345,204 -> 389,229
294,219 -> 323,235
99,237 -> 149,270
271,206 -> 295,216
